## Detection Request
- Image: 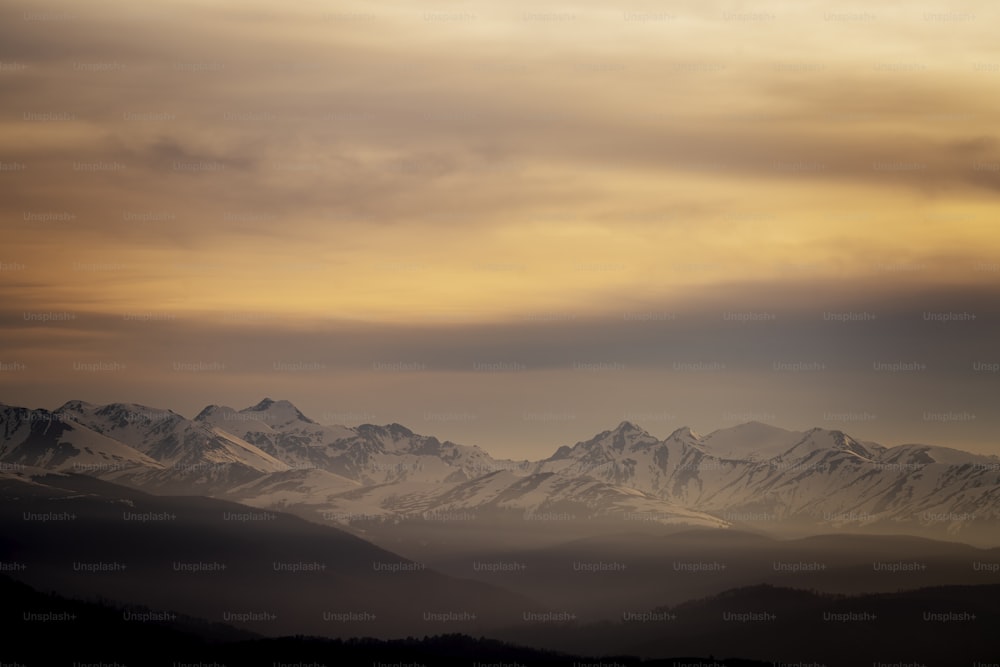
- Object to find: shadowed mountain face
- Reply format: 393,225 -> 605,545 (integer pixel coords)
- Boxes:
0,473 -> 540,638
0,404 -> 162,471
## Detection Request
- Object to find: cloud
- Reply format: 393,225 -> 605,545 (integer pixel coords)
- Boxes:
2,0 -> 998,454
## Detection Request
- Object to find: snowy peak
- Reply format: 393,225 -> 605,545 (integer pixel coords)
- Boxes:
878,443 -> 998,467
358,423 -> 415,439
195,404 -> 276,433
57,401 -> 188,439
241,398 -> 316,427
547,423 -> 702,463
697,422 -> 877,462
545,421 -> 660,464
779,427 -> 876,462
826,428 -> 874,459
614,420 -> 643,433
590,421 -> 658,450
192,408 -> 497,485
47,400 -> 289,473
56,399 -> 96,414
194,404 -> 225,422
98,402 -> 180,428
0,404 -> 161,471
665,426 -> 701,444
700,422 -> 804,461
548,420 -> 883,468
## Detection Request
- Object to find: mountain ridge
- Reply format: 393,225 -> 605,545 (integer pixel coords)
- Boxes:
2,398 -> 998,542
12,397 -> 991,464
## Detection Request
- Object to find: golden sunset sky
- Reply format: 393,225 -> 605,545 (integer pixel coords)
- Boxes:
1,0 -> 998,457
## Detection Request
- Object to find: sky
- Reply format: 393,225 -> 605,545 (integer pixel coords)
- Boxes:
1,0 -> 998,458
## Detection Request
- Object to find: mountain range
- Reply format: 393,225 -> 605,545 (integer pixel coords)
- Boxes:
3,397 -> 1000,664
2,398 -> 998,544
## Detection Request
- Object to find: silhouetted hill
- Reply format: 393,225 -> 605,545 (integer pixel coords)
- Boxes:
1,574 -> 772,666
0,473 -> 540,637
493,581 -> 1000,665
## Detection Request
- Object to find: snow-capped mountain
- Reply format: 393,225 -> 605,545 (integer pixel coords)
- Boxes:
2,398 -> 998,541
533,420 -> 1000,538
0,404 -> 161,473
359,469 -> 728,526
34,400 -> 289,494
58,400 -> 288,473
698,420 -> 880,461
195,398 -> 505,485
256,469 -> 729,528
225,467 -> 360,509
